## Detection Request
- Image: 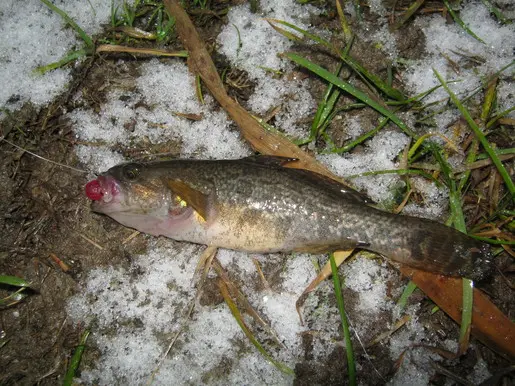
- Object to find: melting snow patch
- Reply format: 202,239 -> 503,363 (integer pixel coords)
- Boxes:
67,242 -> 248,384
217,0 -> 314,78
344,257 -> 394,314
70,59 -> 250,162
402,177 -> 449,220
0,0 -> 124,110
217,0 -> 318,138
75,145 -> 126,174
318,130 -> 410,204
406,1 -> 515,104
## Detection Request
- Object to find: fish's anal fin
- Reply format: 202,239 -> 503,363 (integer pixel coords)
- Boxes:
242,155 -> 298,167
296,249 -> 354,325
167,179 -> 209,221
293,237 -> 365,254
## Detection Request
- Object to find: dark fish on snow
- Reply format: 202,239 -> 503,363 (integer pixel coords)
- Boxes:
85,156 -> 493,281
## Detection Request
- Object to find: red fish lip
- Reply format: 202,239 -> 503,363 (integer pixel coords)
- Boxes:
85,179 -> 103,200
85,175 -> 119,202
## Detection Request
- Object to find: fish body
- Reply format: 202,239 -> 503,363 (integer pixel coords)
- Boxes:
85,156 -> 492,281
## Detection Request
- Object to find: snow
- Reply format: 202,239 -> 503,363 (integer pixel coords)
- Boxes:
217,0 -> 318,138
1,0 -> 512,384
318,130 -> 411,204
0,0 -> 124,111
405,4 -> 514,105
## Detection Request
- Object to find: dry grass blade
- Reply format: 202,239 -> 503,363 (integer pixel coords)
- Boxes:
253,258 -> 272,291
49,253 -> 70,272
96,44 -> 188,57
296,249 -> 353,324
367,315 -> 411,347
431,362 -> 474,386
76,232 -> 104,250
193,245 -> 218,288
217,278 -> 293,375
211,258 -> 285,349
1,138 -> 86,173
391,0 -> 426,31
122,230 -> 140,244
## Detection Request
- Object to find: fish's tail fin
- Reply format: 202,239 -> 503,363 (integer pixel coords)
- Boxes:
371,214 -> 494,281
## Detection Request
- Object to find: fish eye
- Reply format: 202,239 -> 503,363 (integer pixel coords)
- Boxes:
123,164 -> 140,180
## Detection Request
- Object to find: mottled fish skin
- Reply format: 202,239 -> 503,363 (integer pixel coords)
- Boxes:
87,157 -> 493,281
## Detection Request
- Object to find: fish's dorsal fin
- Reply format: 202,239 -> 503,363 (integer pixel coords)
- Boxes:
242,155 -> 298,167
290,168 -> 374,204
243,155 -> 372,204
166,179 -> 209,221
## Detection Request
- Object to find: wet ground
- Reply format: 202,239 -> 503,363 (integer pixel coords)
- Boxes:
1,1 -> 514,384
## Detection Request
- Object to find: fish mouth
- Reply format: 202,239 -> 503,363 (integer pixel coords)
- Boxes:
85,175 -> 122,212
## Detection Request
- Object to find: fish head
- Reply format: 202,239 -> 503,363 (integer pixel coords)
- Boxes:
85,162 -> 169,215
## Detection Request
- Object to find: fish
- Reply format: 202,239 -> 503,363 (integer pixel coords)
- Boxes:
85,155 -> 493,281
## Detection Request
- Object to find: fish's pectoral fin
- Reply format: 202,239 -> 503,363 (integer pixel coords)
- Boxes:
167,179 -> 210,221
242,155 -> 298,167
296,249 -> 354,325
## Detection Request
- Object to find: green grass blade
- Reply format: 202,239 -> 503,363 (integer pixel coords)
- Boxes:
388,81 -> 461,106
40,0 -> 94,48
156,9 -> 176,42
340,54 -> 406,101
63,330 -> 90,386
0,275 -> 31,308
286,53 -> 417,138
218,280 -> 294,375
397,281 -> 418,310
486,106 -> 515,129
317,67 -> 344,127
329,253 -> 356,386
267,18 -> 333,50
267,20 -> 304,42
336,0 -> 352,41
34,49 -> 88,75
391,0 -> 426,31
476,147 -> 515,160
431,143 -> 467,232
481,77 -> 497,123
299,62 -> 345,145
110,0 -> 119,27
331,117 -> 389,154
443,0 -> 485,44
352,0 -> 363,21
458,279 -> 473,354
268,19 -> 405,101
434,69 -> 515,198
469,236 -> 515,245
0,288 -> 29,308
0,275 -> 31,287
195,75 -> 204,104
346,168 -> 441,186
457,139 -> 478,194
481,0 -> 509,24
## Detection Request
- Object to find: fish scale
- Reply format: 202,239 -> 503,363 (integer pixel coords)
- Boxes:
85,156 -> 493,281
